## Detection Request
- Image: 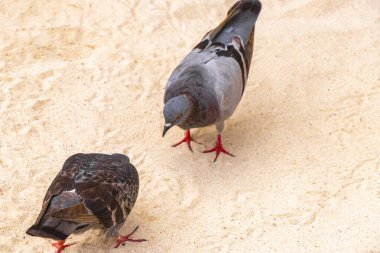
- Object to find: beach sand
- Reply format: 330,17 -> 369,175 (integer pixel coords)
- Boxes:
0,0 -> 379,252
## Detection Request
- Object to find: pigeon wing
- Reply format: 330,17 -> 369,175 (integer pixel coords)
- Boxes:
64,154 -> 139,229
32,153 -> 85,225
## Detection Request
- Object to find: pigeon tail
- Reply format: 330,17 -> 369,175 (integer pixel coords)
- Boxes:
26,217 -> 86,241
210,0 -> 262,47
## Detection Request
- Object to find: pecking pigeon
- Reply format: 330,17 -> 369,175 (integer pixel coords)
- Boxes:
26,153 -> 146,252
163,0 -> 262,162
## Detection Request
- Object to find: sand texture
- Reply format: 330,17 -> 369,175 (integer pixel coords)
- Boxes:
1,0 -> 380,252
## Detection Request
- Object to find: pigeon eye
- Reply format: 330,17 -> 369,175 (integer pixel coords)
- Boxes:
176,114 -> 182,120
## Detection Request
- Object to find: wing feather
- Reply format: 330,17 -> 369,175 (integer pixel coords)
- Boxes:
52,203 -> 100,225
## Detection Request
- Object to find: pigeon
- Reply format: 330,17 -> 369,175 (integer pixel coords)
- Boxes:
162,0 -> 262,162
26,153 -> 146,252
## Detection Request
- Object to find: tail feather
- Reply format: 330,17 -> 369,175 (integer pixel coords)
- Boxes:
26,217 -> 82,241
210,0 -> 262,46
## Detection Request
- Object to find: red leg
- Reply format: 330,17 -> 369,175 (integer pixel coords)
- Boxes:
51,240 -> 76,253
203,134 -> 235,162
172,130 -> 198,152
114,226 -> 147,248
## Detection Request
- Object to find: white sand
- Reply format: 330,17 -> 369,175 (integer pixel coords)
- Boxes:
0,0 -> 380,252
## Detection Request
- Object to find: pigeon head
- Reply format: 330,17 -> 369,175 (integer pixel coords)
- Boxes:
163,95 -> 194,137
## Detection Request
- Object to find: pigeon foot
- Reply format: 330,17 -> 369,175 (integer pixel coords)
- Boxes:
52,240 -> 76,253
114,226 -> 147,248
172,130 -> 198,152
203,134 -> 235,162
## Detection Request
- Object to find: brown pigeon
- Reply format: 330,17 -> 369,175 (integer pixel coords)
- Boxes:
26,153 -> 146,252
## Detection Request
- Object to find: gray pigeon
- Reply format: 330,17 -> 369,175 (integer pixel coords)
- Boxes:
163,0 -> 262,161
26,153 -> 146,252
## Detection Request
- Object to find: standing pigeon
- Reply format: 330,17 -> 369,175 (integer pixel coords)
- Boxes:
26,153 -> 146,252
163,0 -> 262,161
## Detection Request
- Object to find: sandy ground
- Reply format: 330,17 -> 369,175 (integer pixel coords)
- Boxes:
0,0 -> 379,252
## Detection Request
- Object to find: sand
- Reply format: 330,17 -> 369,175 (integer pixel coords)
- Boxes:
0,0 -> 379,252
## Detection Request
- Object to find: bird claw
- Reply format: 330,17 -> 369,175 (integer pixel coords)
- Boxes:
51,240 -> 76,253
114,226 -> 147,248
172,130 -> 199,152
203,134 -> 235,162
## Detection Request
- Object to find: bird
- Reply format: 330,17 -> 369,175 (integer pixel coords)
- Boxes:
26,153 -> 146,253
162,0 -> 262,162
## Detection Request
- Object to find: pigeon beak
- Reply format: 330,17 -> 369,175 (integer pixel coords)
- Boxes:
162,123 -> 173,137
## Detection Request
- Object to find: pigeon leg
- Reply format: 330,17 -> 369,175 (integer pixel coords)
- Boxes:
203,134 -> 235,162
51,240 -> 76,253
172,130 -> 198,152
114,226 -> 147,248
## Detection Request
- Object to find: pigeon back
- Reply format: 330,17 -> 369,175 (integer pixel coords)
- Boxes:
26,153 -> 139,241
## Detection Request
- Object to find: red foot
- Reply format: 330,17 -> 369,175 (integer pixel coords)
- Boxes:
51,240 -> 76,253
114,226 -> 147,248
203,134 -> 235,162
172,130 -> 198,152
